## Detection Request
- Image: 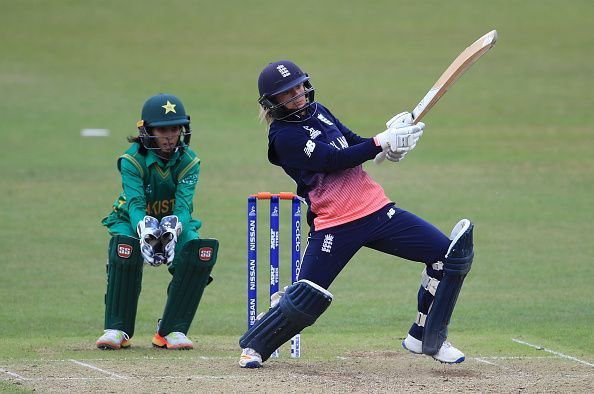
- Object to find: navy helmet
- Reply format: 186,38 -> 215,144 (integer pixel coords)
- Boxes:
257,60 -> 315,120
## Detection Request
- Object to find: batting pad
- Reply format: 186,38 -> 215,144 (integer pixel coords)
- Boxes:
158,238 -> 218,336
239,280 -> 333,362
422,220 -> 474,356
104,235 -> 144,337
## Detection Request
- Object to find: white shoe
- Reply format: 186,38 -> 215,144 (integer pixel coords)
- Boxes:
239,348 -> 262,368
402,334 -> 465,364
402,334 -> 422,354
152,331 -> 193,350
96,329 -> 130,350
433,341 -> 465,364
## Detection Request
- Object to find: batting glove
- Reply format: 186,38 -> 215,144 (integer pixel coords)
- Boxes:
385,150 -> 407,162
374,123 -> 424,151
375,111 -> 425,163
386,111 -> 414,129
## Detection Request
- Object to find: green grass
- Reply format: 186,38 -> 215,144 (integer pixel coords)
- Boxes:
0,0 -> 593,367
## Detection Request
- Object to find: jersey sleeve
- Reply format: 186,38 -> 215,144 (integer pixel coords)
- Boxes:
272,129 -> 381,172
173,156 -> 200,230
333,115 -> 368,146
119,157 -> 147,229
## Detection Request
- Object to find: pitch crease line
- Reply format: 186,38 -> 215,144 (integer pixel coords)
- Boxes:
512,338 -> 594,368
21,374 -> 245,381
0,367 -> 24,380
69,359 -> 128,379
478,356 -> 555,360
472,358 -> 498,366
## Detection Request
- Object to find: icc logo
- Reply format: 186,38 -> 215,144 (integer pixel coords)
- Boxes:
199,247 -> 213,261
249,206 -> 256,217
117,244 -> 132,259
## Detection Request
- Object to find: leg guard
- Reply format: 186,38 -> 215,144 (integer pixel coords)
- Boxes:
239,280 -> 333,362
422,219 -> 474,356
104,235 -> 144,337
408,263 -> 443,341
158,238 -> 218,336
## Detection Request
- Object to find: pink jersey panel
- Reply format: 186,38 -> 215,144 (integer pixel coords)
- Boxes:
309,166 -> 391,230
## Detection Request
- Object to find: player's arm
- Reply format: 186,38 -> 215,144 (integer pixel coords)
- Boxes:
119,158 -> 148,228
172,157 -> 200,231
333,116 -> 368,146
273,130 -> 381,172
333,109 -> 424,163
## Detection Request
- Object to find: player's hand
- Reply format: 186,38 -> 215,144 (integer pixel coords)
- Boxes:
374,123 -> 424,151
385,149 -> 407,163
159,215 -> 182,265
137,216 -> 165,266
386,112 -> 414,129
386,111 -> 424,151
374,112 -> 424,164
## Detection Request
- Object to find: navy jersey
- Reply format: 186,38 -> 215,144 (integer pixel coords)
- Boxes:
267,103 -> 391,230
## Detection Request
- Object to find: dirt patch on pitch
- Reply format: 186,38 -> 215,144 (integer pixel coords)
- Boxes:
2,351 -> 593,393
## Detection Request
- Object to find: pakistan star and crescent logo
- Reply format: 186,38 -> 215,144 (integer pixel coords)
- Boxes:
162,100 -> 177,114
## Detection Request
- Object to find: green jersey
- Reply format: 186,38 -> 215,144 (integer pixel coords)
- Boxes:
102,143 -> 202,234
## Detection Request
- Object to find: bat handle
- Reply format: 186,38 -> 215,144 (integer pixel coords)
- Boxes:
374,150 -> 387,165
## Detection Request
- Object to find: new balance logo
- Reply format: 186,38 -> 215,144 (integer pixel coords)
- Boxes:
277,65 -> 291,77
321,234 -> 334,253
304,140 -> 316,157
387,207 -> 396,219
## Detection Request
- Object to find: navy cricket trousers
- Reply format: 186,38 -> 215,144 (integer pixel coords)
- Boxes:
298,203 -> 451,289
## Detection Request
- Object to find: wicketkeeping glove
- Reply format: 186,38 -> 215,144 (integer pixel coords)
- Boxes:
137,216 -> 166,266
159,215 -> 182,265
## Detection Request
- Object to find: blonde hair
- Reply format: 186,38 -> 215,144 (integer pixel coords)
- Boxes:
259,106 -> 273,125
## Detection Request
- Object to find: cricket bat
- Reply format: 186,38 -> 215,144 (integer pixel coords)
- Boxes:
375,29 -> 498,164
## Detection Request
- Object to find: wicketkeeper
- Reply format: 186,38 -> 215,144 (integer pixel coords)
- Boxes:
96,93 -> 218,350
238,61 -> 474,367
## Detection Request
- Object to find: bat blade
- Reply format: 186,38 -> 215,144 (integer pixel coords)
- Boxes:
411,30 -> 497,124
375,30 -> 498,164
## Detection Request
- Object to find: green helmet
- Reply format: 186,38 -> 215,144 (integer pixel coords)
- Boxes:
137,93 -> 192,157
140,93 -> 190,127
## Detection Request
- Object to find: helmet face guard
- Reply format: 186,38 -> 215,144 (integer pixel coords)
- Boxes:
137,121 -> 192,157
258,61 -> 316,121
138,94 -> 191,158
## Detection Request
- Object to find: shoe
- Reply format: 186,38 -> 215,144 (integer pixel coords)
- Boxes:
239,348 -> 262,368
96,329 -> 130,350
402,334 -> 465,364
152,332 -> 193,350
402,334 -> 422,354
433,341 -> 465,364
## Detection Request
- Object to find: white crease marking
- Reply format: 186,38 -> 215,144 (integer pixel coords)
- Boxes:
473,357 -> 499,366
512,338 -> 594,368
69,359 -> 128,379
0,367 -> 24,380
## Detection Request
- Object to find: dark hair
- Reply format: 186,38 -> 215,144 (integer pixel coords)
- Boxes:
127,136 -> 148,155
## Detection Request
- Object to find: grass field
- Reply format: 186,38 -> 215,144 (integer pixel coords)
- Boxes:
1,0 -> 593,391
